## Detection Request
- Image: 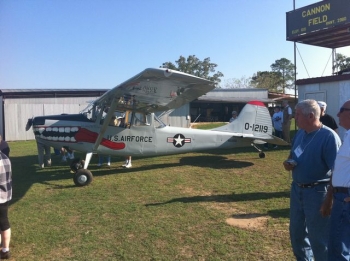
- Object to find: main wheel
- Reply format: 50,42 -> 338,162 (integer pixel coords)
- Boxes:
73,169 -> 93,187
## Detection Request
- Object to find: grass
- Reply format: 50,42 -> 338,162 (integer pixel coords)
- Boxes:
8,124 -> 295,260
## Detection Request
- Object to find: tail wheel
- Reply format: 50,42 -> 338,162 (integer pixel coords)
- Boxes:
259,152 -> 266,158
73,169 -> 93,187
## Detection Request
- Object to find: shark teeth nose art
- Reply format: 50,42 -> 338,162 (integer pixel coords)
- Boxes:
34,126 -> 80,143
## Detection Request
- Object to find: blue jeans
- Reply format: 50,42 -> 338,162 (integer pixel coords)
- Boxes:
328,191 -> 350,261
98,155 -> 111,164
290,182 -> 329,261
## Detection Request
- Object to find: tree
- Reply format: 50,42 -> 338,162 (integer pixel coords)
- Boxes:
250,71 -> 282,92
334,53 -> 350,73
270,58 -> 295,93
224,76 -> 252,89
250,58 -> 295,93
161,55 -> 224,87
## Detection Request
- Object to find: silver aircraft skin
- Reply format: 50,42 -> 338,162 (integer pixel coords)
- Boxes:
26,68 -> 288,186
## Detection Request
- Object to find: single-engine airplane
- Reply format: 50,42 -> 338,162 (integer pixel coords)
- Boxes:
26,68 -> 288,186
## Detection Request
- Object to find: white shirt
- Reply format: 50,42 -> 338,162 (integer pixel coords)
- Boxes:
332,130 -> 350,187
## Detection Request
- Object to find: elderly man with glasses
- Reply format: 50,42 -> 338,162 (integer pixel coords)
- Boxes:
283,99 -> 341,261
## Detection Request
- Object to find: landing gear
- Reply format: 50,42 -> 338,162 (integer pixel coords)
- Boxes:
251,143 -> 266,158
70,158 -> 93,186
70,158 -> 85,172
73,169 -> 93,187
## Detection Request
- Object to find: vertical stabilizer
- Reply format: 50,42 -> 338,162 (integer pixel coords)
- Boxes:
212,101 -> 274,138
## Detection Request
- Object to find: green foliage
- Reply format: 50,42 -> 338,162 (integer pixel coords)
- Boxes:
9,140 -> 295,260
161,55 -> 224,87
334,53 -> 350,73
223,76 -> 252,89
250,71 -> 282,92
251,58 -> 295,94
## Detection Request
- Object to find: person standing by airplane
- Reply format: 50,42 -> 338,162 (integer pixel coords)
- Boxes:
282,100 -> 293,143
0,135 -> 10,158
98,155 -> 111,167
323,99 -> 350,260
61,147 -> 74,162
229,111 -> 238,123
283,99 -> 341,261
0,151 -> 12,259
318,101 -> 338,133
271,106 -> 283,149
36,141 -> 51,168
122,156 -> 132,168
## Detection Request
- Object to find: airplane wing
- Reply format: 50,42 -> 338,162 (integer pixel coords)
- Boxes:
93,68 -> 215,113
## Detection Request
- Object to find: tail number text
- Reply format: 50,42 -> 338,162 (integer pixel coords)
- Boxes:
245,123 -> 268,133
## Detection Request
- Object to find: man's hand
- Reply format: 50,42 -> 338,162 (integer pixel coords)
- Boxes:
283,160 -> 296,171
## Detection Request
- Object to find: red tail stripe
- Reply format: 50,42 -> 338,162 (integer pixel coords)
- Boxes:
247,100 -> 265,107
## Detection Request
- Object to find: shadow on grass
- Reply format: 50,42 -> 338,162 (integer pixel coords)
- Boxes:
145,191 -> 290,219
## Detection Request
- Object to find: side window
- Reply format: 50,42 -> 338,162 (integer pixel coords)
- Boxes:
133,113 -> 148,126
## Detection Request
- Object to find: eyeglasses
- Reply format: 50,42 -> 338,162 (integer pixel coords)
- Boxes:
339,107 -> 350,113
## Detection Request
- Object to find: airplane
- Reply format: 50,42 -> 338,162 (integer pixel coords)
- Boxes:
26,68 -> 288,187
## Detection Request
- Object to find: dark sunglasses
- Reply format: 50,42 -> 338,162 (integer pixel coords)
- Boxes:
339,107 -> 350,113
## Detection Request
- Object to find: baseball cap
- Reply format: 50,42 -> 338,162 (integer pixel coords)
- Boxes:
317,101 -> 327,109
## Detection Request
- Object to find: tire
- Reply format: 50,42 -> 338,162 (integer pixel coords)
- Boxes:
73,169 -> 93,187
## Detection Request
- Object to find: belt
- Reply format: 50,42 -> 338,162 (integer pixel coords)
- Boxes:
296,181 -> 329,188
333,187 -> 350,194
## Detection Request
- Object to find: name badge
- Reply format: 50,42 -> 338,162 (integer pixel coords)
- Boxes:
294,145 -> 303,158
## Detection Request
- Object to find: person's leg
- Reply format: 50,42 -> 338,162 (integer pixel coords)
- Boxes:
125,156 -> 132,168
328,192 -> 350,261
122,156 -> 129,167
98,155 -> 102,167
44,145 -> 51,166
303,184 -> 329,261
1,228 -> 11,250
284,122 -> 291,143
61,147 -> 67,162
107,156 -> 111,166
289,183 -> 314,261
36,142 -> 44,168
0,202 -> 11,258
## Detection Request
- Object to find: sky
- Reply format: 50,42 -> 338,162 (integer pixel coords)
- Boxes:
1,0 -> 350,91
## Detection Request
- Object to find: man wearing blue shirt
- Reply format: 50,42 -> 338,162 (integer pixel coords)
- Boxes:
283,99 -> 341,261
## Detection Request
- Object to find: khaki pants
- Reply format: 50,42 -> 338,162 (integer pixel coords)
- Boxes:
37,142 -> 51,168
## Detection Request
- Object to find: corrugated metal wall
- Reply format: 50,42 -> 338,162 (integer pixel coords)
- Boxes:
4,97 -> 99,141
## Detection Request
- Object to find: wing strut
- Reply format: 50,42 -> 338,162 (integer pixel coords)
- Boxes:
92,96 -> 119,152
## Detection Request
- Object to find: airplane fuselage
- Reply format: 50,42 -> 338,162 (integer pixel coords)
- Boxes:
33,116 -> 250,157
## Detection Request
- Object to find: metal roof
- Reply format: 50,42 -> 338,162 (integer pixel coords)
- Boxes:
296,74 -> 350,85
0,89 -> 108,99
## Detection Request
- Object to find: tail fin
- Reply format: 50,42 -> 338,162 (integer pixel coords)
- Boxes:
212,101 -> 288,145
